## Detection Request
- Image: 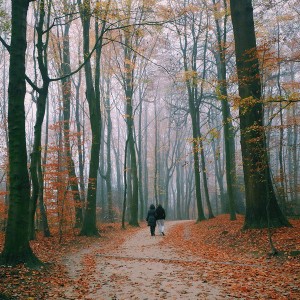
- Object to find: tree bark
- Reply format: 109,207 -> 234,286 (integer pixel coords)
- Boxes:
28,0 -> 51,240
74,62 -> 85,208
212,0 -> 237,220
154,99 -> 159,207
0,0 -> 41,266
40,96 -> 51,237
104,77 -> 113,222
61,18 -> 83,228
79,0 -> 101,236
199,133 -> 214,218
230,0 -> 291,228
29,86 -> 48,240
112,120 -> 122,210
176,9 -> 207,221
175,147 -> 182,220
137,87 -> 144,220
143,106 -> 149,214
123,9 -> 139,226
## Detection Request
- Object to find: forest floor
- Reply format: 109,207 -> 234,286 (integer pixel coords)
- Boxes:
0,215 -> 299,299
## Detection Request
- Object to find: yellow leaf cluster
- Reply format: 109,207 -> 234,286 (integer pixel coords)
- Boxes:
179,70 -> 198,83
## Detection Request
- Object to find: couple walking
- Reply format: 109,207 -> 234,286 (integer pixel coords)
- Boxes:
146,204 -> 166,236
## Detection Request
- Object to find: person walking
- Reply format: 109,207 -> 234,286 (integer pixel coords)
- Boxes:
146,204 -> 156,236
155,204 -> 166,236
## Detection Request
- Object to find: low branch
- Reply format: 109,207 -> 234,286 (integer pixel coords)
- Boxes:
0,36 -> 10,52
25,75 -> 43,93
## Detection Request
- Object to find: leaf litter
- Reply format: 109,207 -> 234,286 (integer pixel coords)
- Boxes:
0,215 -> 299,299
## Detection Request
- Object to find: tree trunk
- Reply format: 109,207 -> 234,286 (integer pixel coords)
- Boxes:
177,10 -> 206,221
209,112 -> 226,213
292,108 -> 299,210
230,0 -> 291,228
128,130 -> 139,226
199,133 -> 214,218
28,0 -> 51,240
79,0 -> 101,236
124,31 -> 139,227
164,119 -> 177,217
191,113 -> 205,221
275,19 -> 287,213
137,90 -> 144,220
126,151 -> 133,221
122,138 -> 129,229
112,121 -> 122,210
74,68 -> 85,207
104,78 -> 113,222
61,18 -> 83,228
57,110 -> 66,241
213,0 -> 237,220
143,106 -> 149,214
0,0 -> 41,266
176,159 -> 182,220
29,87 -> 48,240
186,166 -> 194,219
98,122 -> 106,216
154,99 -> 159,206
40,97 -> 51,237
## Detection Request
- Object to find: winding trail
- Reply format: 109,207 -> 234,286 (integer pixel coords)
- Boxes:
60,221 -> 228,299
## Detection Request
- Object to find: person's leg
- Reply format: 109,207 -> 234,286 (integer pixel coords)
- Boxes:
161,220 -> 165,235
157,219 -> 162,234
150,226 -> 155,236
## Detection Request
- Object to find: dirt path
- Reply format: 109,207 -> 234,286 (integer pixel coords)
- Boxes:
60,221 -> 228,300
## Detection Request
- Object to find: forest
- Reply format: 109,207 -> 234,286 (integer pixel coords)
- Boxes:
0,0 -> 299,299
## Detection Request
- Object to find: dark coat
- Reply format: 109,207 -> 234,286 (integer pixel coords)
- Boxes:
155,205 -> 166,220
146,208 -> 156,226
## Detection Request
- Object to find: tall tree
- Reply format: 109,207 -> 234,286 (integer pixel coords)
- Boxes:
229,0 -> 291,228
208,107 -> 227,212
102,75 -> 114,222
78,0 -> 111,234
154,96 -> 159,206
175,139 -> 183,220
28,0 -> 51,240
119,0 -> 146,226
78,0 -> 101,236
212,0 -> 237,220
0,0 -> 40,266
142,104 -> 149,214
162,116 -> 178,216
172,1 -> 211,221
73,66 -> 86,205
40,97 -> 51,237
60,4 -> 83,227
136,73 -> 147,220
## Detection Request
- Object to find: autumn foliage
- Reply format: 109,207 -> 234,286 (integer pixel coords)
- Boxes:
0,216 -> 299,299
0,223 -> 139,299
164,215 -> 300,299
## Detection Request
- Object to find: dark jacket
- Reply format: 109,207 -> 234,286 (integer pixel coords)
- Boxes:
155,205 -> 166,220
146,205 -> 156,226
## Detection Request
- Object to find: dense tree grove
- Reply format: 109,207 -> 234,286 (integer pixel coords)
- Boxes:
0,0 -> 299,265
